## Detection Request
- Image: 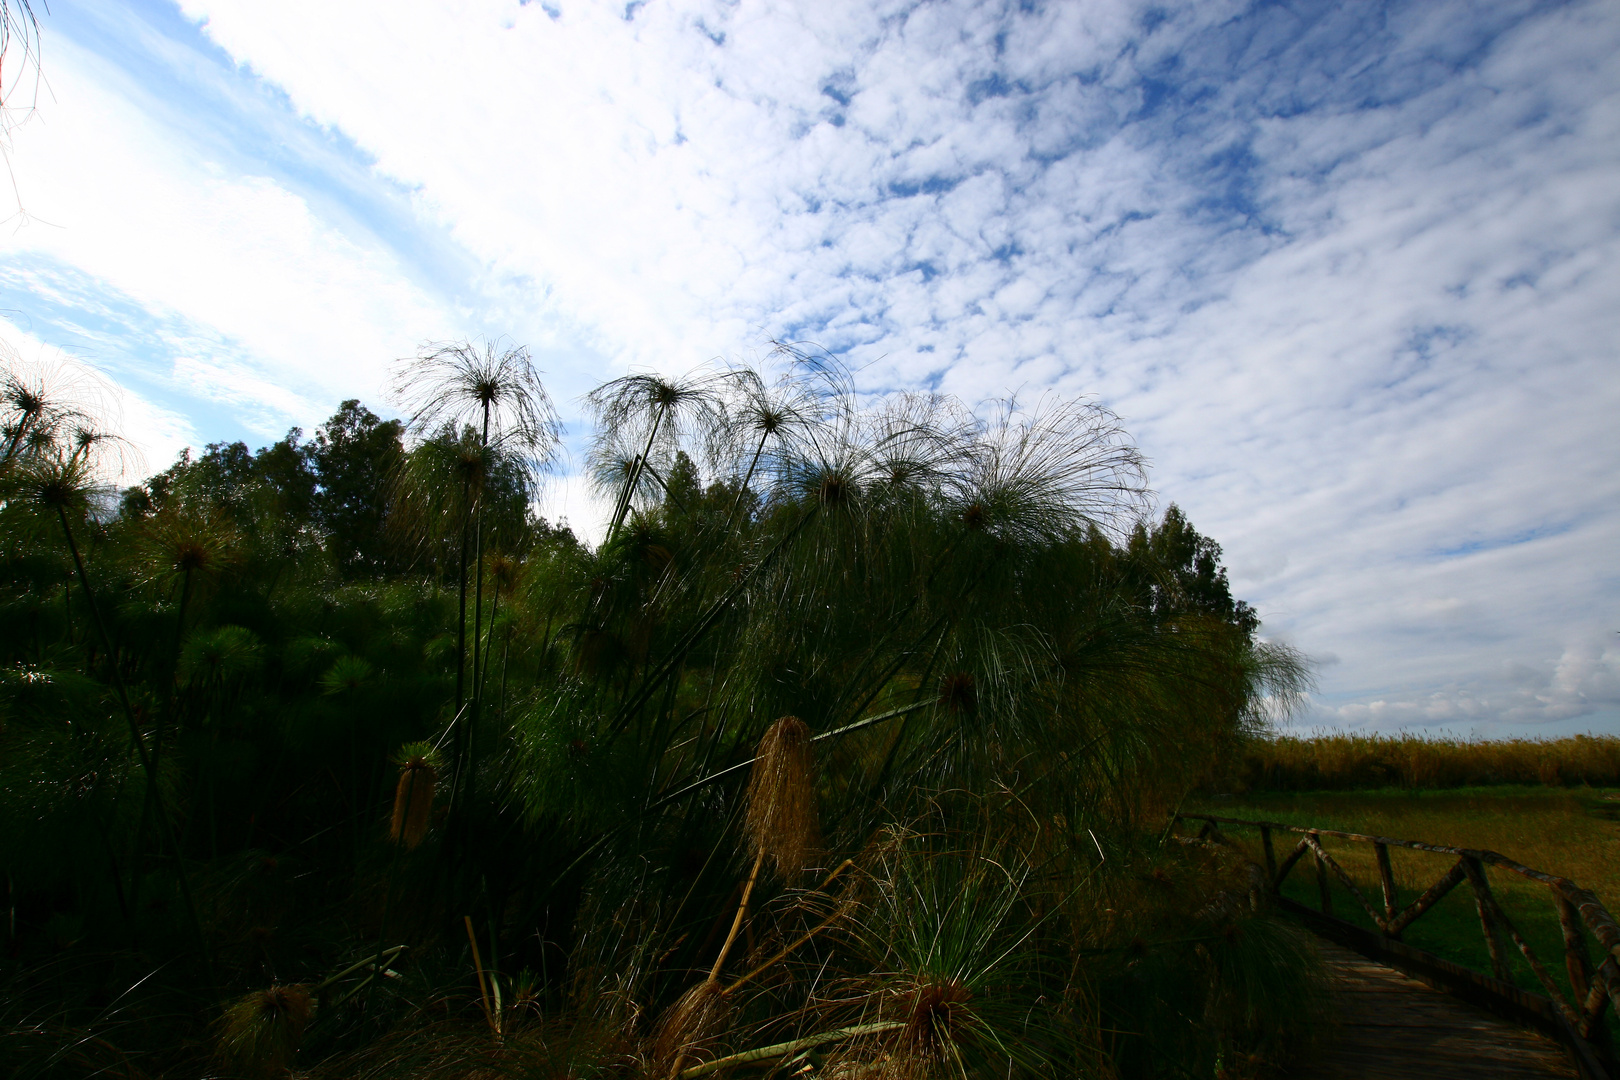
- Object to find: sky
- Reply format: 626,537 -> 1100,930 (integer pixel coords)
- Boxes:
1,0 -> 1616,738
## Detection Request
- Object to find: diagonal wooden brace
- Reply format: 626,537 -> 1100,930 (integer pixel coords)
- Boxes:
1375,842 -> 1398,927
1462,857 -> 1513,985
1273,835 -> 1312,891
1557,893 -> 1594,1004
1469,879 -> 1582,1026
1305,833 -> 1388,931
1387,858 -> 1467,938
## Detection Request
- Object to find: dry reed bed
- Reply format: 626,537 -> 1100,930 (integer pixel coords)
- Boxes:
1234,733 -> 1620,792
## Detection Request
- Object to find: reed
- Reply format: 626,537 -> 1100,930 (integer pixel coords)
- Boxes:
1236,732 -> 1620,792
744,715 -> 821,878
390,741 -> 443,850
657,715 -> 825,1078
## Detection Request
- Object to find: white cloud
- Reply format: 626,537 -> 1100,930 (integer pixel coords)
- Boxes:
1326,637 -> 1620,731
535,471 -> 613,547
3,0 -> 1616,734
3,28 -> 458,440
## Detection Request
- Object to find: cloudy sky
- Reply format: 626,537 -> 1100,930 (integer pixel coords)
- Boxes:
1,0 -> 1616,736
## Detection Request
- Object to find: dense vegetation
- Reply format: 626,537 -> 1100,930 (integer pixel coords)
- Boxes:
1,344 -> 1321,1079
1230,732 -> 1620,792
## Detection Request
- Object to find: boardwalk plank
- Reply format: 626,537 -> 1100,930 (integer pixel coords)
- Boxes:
1286,942 -> 1580,1079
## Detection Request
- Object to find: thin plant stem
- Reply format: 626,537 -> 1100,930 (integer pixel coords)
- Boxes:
56,506 -> 214,981
154,565 -> 192,765
668,852 -> 764,1080
134,564 -> 193,910
126,774 -> 152,936
485,886 -> 504,1028
3,411 -> 35,462
678,1022 -> 903,1079
363,832 -> 408,1014
325,945 -> 411,1013
496,624 -> 511,729
476,576 -> 500,705
449,476 -> 471,820
607,502 -> 821,741
92,812 -> 133,932
611,400 -> 668,538
649,699 -> 936,814
709,852 -> 761,983
468,406 -> 490,815
724,428 -> 769,533
725,859 -> 854,994
464,915 -> 499,1038
316,944 -> 408,994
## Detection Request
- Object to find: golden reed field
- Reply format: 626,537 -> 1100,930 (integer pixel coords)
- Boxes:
1230,732 -> 1620,791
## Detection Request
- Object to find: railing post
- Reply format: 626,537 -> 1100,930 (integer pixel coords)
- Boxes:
1556,894 -> 1593,1004
1463,856 -> 1512,984
1553,891 -> 1611,1053
1375,842 -> 1398,934
1261,826 -> 1277,892
1312,833 -> 1333,915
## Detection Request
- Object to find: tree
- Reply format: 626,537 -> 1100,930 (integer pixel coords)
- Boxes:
311,400 -> 403,577
1125,503 -> 1259,635
255,429 -> 318,526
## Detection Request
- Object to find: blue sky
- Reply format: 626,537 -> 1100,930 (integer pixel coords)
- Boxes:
2,0 -> 1617,736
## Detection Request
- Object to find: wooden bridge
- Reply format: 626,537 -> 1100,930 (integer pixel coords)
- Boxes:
1172,813 -> 1620,1080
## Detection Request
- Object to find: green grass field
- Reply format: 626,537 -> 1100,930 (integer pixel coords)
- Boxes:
1184,786 -> 1620,1022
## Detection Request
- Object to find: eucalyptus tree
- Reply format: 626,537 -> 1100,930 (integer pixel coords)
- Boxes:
391,339 -> 559,815
310,400 -> 405,576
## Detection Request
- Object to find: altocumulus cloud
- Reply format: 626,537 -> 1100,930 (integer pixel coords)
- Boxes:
1,0 -> 1616,734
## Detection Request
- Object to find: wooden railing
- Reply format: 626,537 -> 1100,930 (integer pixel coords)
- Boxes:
1174,813 -> 1620,1051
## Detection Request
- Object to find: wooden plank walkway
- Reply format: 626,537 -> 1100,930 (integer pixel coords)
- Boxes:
1290,941 -> 1581,1079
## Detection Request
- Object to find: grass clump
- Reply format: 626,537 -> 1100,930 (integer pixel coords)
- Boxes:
215,985 -> 313,1079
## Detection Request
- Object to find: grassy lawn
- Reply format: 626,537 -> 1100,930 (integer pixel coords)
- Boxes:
1183,786 -> 1620,1020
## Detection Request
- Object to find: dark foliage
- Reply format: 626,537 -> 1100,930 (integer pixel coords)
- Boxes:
0,352 -> 1320,1079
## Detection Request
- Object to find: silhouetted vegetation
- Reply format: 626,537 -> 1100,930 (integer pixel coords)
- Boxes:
1,344 -> 1322,1078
